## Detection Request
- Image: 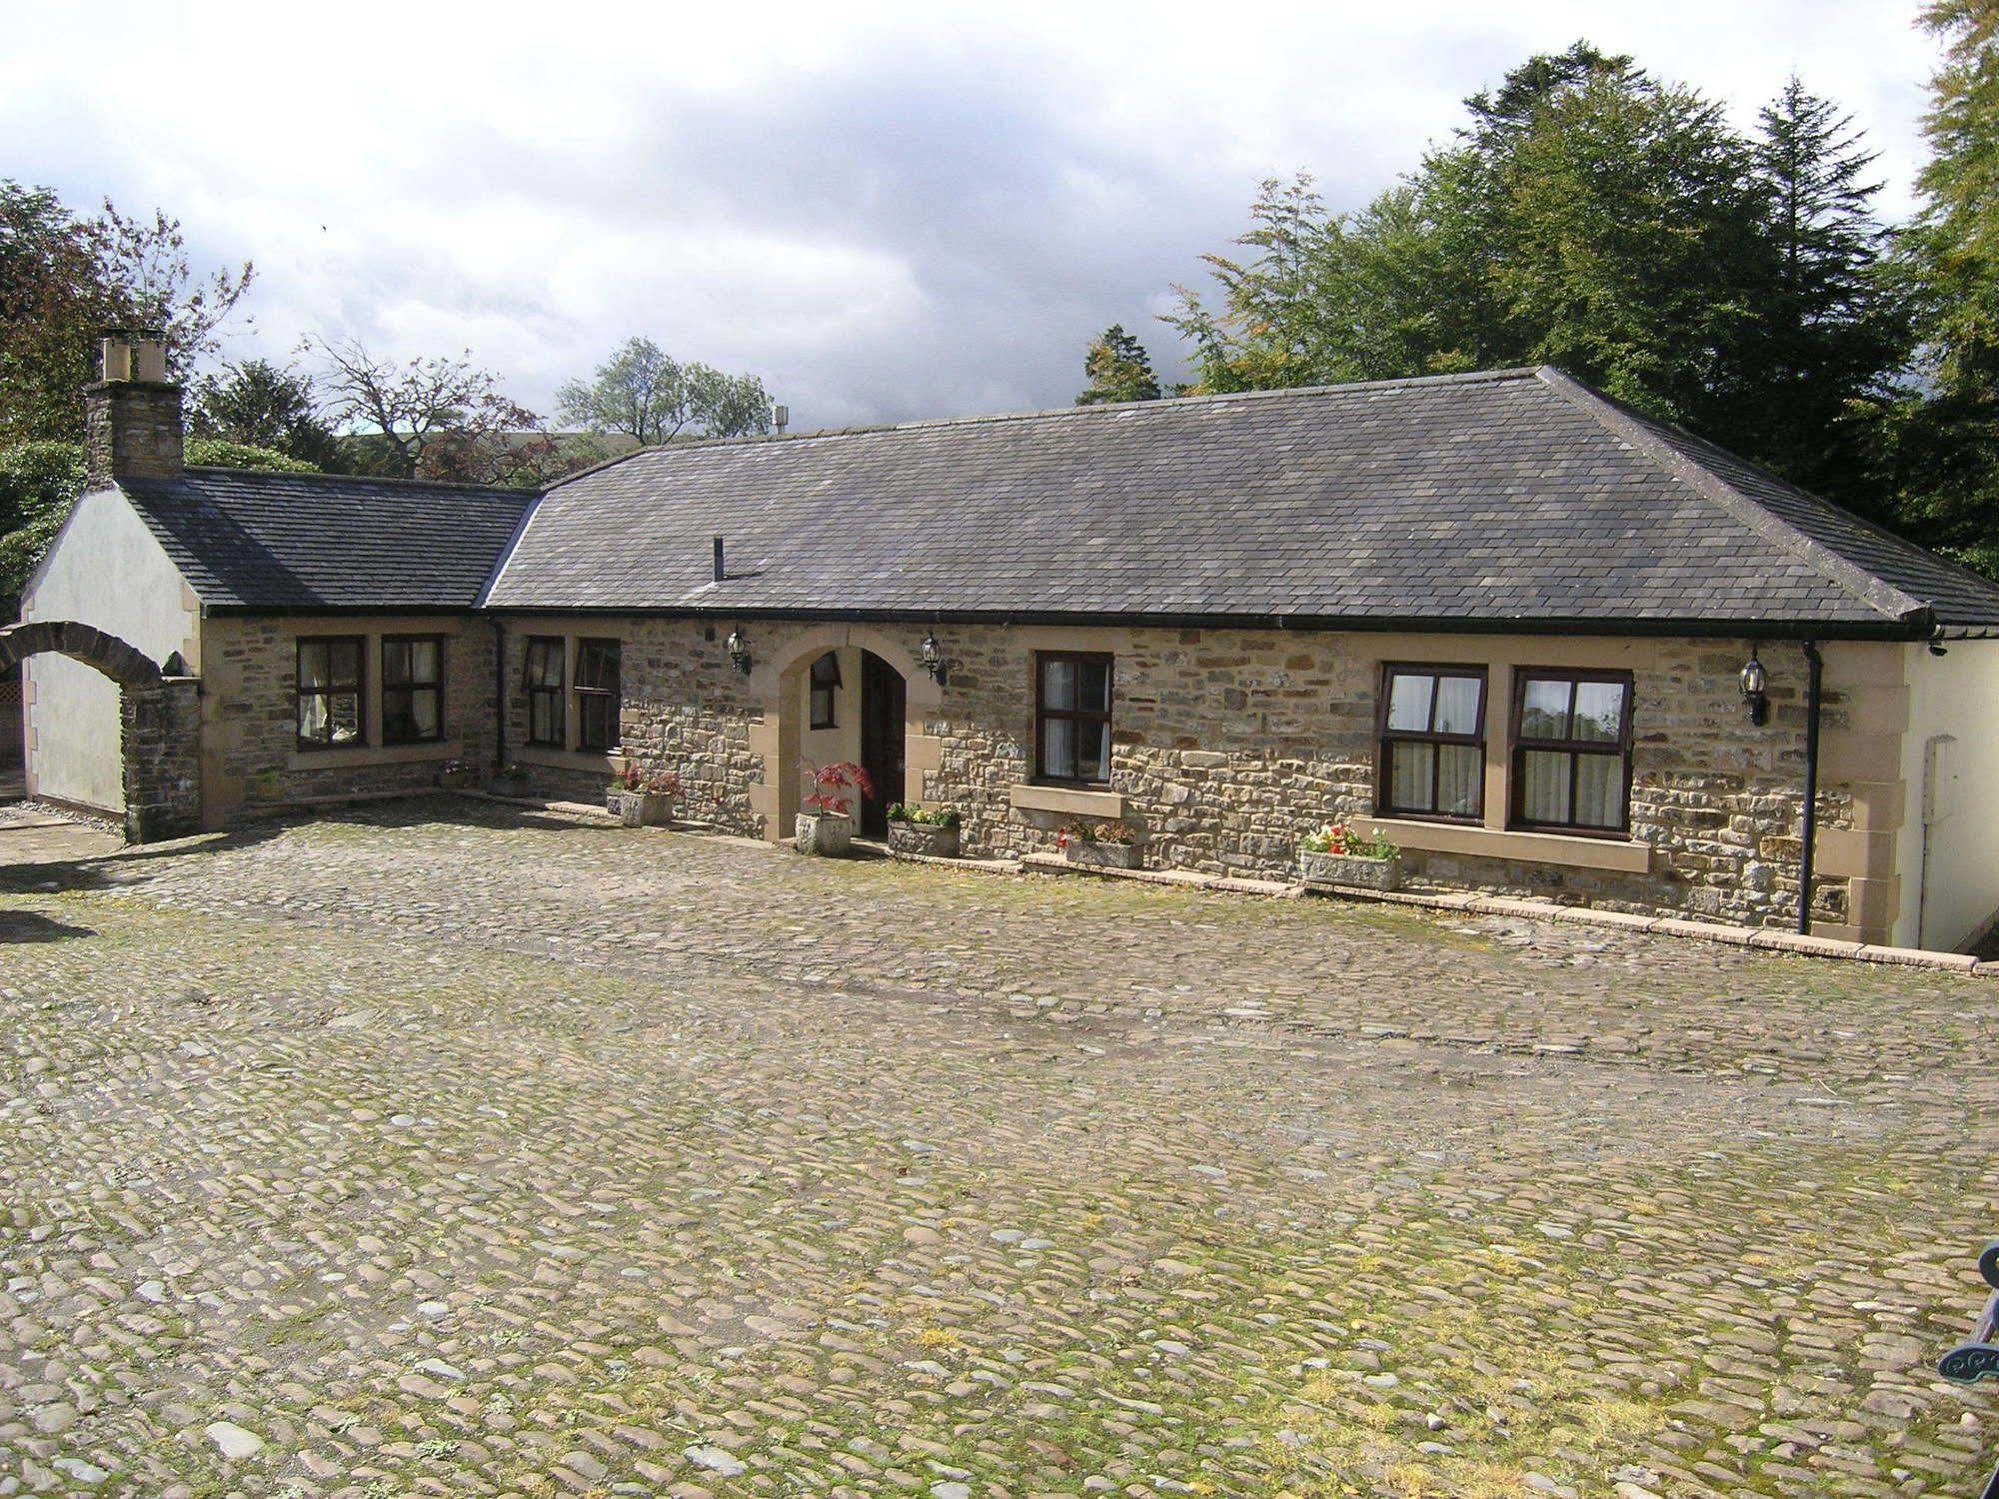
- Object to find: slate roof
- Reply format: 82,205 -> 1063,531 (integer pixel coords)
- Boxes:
482,366 -> 1999,635
119,468 -> 533,610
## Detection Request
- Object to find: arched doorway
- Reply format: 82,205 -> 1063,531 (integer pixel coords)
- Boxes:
0,620 -> 201,843
760,627 -> 941,844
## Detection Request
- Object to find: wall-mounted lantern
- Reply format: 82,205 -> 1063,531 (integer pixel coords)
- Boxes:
920,631 -> 948,686
726,626 -> 752,675
1740,647 -> 1770,726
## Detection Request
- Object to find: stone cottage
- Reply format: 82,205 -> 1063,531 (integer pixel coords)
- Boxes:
15,332 -> 1999,951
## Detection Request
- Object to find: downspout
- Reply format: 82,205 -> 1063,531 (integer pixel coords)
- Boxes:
492,618 -> 508,773
1798,639 -> 1823,934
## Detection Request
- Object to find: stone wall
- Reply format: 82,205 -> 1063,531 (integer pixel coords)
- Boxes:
905,623 -> 1863,932
214,609 -> 1889,938
497,619 -> 767,835
199,615 -> 494,824
122,676 -> 201,842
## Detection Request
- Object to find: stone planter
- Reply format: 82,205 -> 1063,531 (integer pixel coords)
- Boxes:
435,767 -> 474,790
1299,849 -> 1403,892
795,811 -> 855,857
1065,840 -> 1141,870
488,774 -> 533,800
887,820 -> 960,859
606,788 -> 675,827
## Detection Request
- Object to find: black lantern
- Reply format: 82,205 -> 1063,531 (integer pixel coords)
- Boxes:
1740,649 -> 1770,726
726,627 -> 751,675
920,631 -> 947,685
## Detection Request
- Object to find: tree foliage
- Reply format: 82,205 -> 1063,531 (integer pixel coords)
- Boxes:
302,334 -> 551,485
0,181 -> 252,443
0,439 -> 86,604
1076,324 -> 1163,404
557,337 -> 773,445
189,359 -> 339,468
1166,44 -> 1910,525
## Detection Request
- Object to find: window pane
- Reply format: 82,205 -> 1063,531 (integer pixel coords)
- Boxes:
810,652 -> 840,688
326,693 -> 360,744
329,640 -> 360,684
1076,718 -> 1110,781
402,640 -> 439,686
1521,749 -> 1571,824
526,640 -> 562,688
1519,679 -> 1572,740
383,640 -> 411,685
1042,717 -> 1075,779
579,694 -> 617,751
1387,672 -> 1434,732
1574,752 -> 1623,827
576,641 -> 619,692
298,693 -> 326,740
299,642 -> 329,689
1433,676 -> 1482,736
530,695 -> 560,745
1042,658 -> 1077,711
1572,681 -> 1626,743
1388,740 -> 1435,811
1075,659 -> 1111,714
1437,743 -> 1482,816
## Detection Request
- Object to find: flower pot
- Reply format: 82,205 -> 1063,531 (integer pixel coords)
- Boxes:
887,820 -> 960,859
794,811 -> 855,857
489,775 -> 532,800
1298,849 -> 1403,892
1065,840 -> 1141,870
436,767 -> 474,790
607,789 -> 675,827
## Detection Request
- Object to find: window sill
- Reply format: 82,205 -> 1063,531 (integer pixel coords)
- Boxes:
1355,816 -> 1651,873
518,745 -> 625,774
287,739 -> 462,772
1010,783 -> 1124,818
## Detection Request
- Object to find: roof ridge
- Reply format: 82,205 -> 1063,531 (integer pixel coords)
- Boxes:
1530,367 -> 1928,626
544,366 -> 1549,492
180,464 -> 531,496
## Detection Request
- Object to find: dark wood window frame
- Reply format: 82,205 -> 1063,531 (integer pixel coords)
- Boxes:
523,636 -> 565,748
1375,662 -> 1489,823
1033,650 -> 1115,785
1508,667 -> 1636,837
381,634 -> 446,746
808,651 -> 841,730
296,635 -> 366,751
574,637 -> 622,754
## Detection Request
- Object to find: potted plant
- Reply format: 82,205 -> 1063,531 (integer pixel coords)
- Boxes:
606,764 -> 681,827
795,760 -> 873,856
435,757 -> 474,790
1058,818 -> 1143,870
489,762 -> 533,799
885,803 -> 961,858
1297,822 -> 1402,892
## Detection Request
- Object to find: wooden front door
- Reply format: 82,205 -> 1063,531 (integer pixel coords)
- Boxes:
859,651 -> 905,836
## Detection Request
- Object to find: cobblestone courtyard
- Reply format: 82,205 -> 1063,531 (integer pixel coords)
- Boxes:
2,798 -> 1996,1498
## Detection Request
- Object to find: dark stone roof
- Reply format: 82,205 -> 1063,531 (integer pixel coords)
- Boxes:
120,468 -> 533,610
483,366 -> 1999,635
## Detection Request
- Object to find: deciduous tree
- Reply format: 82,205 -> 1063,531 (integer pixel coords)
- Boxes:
557,337 -> 773,444
1076,324 -> 1163,404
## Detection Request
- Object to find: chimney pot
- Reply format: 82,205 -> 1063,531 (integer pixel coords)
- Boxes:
85,329 -> 183,488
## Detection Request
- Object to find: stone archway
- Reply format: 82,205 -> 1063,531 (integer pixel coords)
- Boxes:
750,625 -> 944,842
0,620 -> 201,843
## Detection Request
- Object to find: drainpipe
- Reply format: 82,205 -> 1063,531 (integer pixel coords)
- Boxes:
1798,639 -> 1823,934
492,618 -> 508,772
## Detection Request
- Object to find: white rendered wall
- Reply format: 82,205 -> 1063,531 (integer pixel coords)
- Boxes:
20,488 -> 198,813
1896,638 -> 1999,950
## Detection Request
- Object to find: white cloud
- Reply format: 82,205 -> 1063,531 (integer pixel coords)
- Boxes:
2,0 -> 1945,429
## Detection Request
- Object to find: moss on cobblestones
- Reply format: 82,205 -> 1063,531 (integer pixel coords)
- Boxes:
0,805 -> 1994,1496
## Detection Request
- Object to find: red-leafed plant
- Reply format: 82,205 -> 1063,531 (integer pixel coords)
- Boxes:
800,759 -> 874,816
613,762 -> 682,796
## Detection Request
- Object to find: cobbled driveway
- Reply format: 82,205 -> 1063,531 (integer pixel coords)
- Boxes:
1,798 -> 1995,1499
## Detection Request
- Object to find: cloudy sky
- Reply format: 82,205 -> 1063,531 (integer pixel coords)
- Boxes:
6,0 -> 1945,431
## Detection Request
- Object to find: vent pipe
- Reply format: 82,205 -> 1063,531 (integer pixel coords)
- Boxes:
774,404 -> 789,436
713,535 -> 725,582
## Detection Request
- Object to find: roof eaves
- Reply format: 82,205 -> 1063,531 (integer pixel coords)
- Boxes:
1531,366 -> 1929,626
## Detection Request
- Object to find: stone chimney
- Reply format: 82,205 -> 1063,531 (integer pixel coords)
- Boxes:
84,329 -> 183,489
